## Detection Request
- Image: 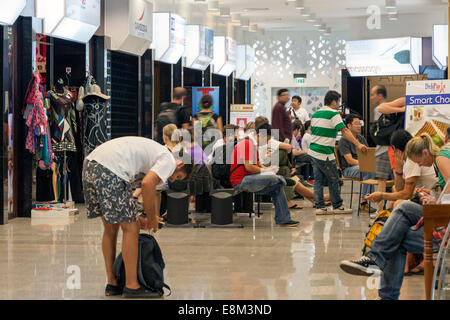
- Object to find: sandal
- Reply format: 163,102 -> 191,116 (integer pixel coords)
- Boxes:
289,204 -> 303,210
105,284 -> 123,296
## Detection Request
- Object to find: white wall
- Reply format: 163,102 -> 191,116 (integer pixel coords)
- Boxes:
246,31 -> 346,119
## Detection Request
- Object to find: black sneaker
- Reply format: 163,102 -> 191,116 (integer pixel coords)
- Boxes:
340,256 -> 382,277
122,286 -> 162,299
279,220 -> 300,227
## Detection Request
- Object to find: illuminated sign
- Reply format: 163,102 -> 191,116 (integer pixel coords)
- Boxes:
153,12 -> 186,64
185,25 -> 214,71
346,37 -> 422,76
236,45 -> 255,80
36,0 -> 100,43
0,0 -> 26,25
104,0 -> 153,56
213,36 -> 236,76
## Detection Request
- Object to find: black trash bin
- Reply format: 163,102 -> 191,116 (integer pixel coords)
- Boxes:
211,191 -> 234,225
166,192 -> 189,225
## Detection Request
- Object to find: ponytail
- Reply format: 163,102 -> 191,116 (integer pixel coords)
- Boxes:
405,133 -> 441,159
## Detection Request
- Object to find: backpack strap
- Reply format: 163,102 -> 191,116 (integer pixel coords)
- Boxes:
163,283 -> 172,297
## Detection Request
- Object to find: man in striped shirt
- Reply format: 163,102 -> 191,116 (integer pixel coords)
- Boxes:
308,91 -> 368,215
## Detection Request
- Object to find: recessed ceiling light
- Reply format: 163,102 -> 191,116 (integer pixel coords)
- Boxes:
313,19 -> 322,27
295,0 -> 305,10
231,13 -> 241,22
208,0 -> 219,11
306,13 -> 316,22
220,7 -> 230,17
385,0 -> 397,9
388,12 -> 398,20
318,24 -> 326,31
240,18 -> 250,27
300,8 -> 310,17
243,8 -> 269,12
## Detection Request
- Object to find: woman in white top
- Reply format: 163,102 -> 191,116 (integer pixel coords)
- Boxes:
301,120 -> 312,151
289,96 -> 310,124
365,129 -> 437,207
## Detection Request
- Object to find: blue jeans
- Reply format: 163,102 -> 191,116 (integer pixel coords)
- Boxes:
311,157 -> 342,209
342,166 -> 376,200
366,201 -> 439,300
234,174 -> 292,224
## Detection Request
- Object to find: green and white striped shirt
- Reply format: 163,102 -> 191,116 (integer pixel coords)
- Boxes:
308,106 -> 346,161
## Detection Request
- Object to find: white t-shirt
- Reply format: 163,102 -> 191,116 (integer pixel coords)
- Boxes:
301,132 -> 312,151
374,105 -> 389,156
86,137 -> 176,183
290,107 -> 310,124
403,157 -> 438,190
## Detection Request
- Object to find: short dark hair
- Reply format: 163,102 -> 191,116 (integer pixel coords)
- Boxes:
256,122 -> 272,135
390,129 -> 413,152
374,85 -> 387,99
344,114 -> 361,127
293,119 -> 305,137
292,95 -> 302,104
324,90 -> 341,106
173,87 -> 187,100
255,116 -> 269,129
199,94 -> 213,109
304,120 -> 311,131
223,124 -> 238,137
446,125 -> 450,137
277,88 -> 289,97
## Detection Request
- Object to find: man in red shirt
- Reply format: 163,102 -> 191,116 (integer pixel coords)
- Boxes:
271,89 -> 293,142
230,125 -> 299,227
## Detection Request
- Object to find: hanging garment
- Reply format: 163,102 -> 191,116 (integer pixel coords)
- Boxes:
81,96 -> 108,157
23,73 -> 53,168
46,90 -> 78,152
54,151 -> 84,203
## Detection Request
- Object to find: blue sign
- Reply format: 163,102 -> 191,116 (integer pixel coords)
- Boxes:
192,87 -> 220,116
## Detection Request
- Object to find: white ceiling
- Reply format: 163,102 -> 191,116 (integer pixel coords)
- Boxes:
157,0 -> 449,38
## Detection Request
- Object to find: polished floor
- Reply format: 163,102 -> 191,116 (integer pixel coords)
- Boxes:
0,186 -> 426,300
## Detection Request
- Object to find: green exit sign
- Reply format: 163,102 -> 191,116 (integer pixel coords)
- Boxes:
295,78 -> 305,84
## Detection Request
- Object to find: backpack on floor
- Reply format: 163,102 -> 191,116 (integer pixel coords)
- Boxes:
113,233 -> 171,296
362,209 -> 391,255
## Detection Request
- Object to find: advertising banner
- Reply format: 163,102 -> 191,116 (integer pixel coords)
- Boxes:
405,80 -> 450,143
346,37 -> 422,76
230,105 -> 255,128
192,87 -> 220,116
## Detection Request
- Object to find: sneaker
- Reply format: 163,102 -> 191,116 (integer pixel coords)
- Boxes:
315,207 -> 332,215
360,203 -> 376,213
279,220 -> 300,227
340,256 -> 382,277
331,206 -> 353,214
122,286 -> 162,299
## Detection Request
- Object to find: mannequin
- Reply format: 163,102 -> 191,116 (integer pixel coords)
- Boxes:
44,77 -> 84,203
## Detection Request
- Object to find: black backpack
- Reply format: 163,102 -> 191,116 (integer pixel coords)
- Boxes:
369,112 -> 405,146
155,102 -> 180,142
211,141 -> 237,188
113,233 -> 171,297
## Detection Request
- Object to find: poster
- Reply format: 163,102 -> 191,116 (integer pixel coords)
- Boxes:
230,105 -> 255,128
405,80 -> 450,143
192,87 -> 220,116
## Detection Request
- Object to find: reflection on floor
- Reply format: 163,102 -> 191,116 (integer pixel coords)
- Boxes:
0,190 -> 426,300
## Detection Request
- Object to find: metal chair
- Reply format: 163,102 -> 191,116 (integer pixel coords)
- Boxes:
432,222 -> 450,300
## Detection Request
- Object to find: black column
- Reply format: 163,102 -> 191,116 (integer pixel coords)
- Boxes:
141,49 -> 153,138
13,17 -> 33,218
0,26 -> 7,224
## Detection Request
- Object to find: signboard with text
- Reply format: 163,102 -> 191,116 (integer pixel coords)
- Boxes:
405,80 -> 450,143
230,105 -> 255,128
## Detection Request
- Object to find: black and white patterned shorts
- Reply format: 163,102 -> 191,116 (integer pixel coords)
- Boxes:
82,160 -> 138,224
376,151 -> 393,180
